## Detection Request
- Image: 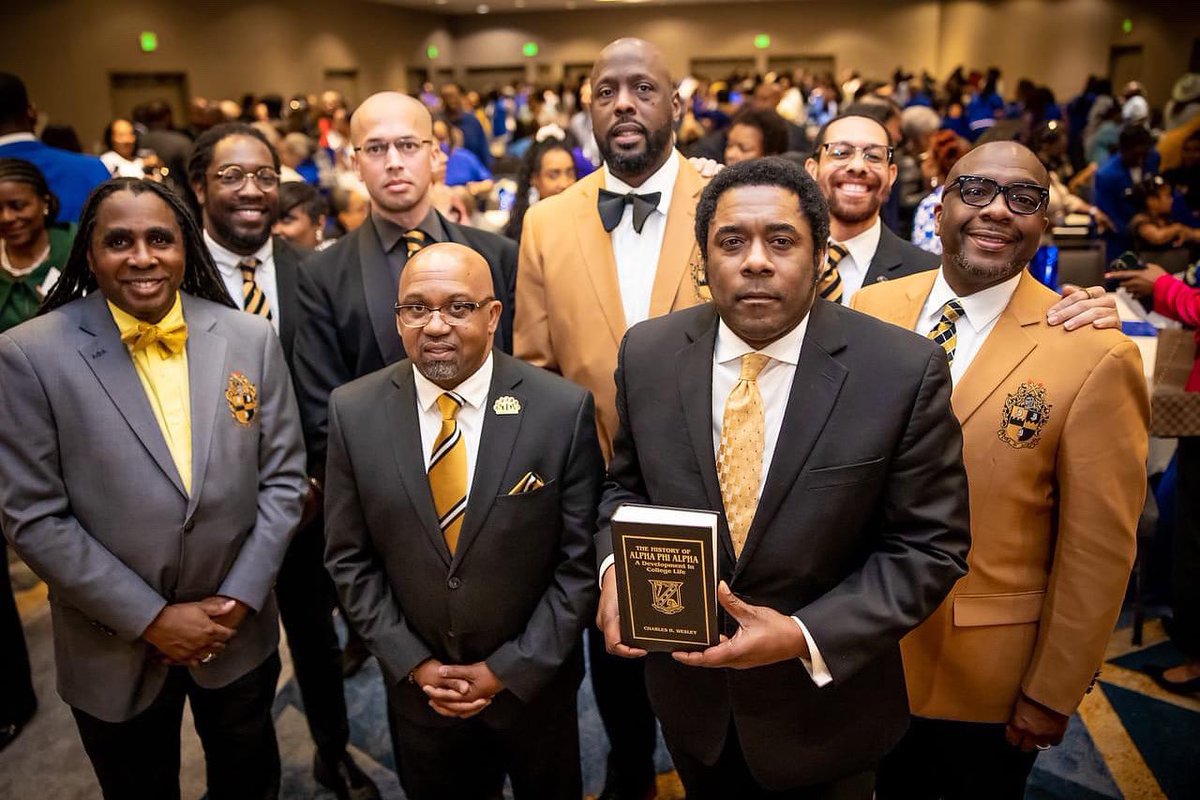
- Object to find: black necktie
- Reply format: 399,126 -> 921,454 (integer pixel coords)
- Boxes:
598,189 -> 662,234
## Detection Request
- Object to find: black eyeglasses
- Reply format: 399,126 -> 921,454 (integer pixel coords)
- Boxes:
394,299 -> 495,328
946,175 -> 1049,215
213,165 -> 280,190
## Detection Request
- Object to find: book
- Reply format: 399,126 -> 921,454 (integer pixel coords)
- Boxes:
611,503 -> 720,652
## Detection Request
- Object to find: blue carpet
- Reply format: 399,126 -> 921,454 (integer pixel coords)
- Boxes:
1101,681 -> 1200,799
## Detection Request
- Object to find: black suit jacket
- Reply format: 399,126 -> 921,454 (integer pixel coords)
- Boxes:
861,223 -> 940,287
293,214 -> 517,476
323,351 -> 603,727
597,301 -> 970,789
271,236 -> 306,367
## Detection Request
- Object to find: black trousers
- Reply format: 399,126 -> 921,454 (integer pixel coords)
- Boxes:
0,540 -> 36,727
1172,437 -> 1200,657
587,624 -> 658,795
73,652 -> 281,800
874,716 -> 1040,800
668,720 -> 875,800
274,515 -> 350,762
385,681 -> 581,800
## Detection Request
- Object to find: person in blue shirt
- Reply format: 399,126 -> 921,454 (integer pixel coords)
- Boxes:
433,118 -> 494,199
440,83 -> 492,169
1095,124 -> 1162,259
0,73 -> 108,224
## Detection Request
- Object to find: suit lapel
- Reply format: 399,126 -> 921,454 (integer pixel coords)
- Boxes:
386,365 -> 450,566
573,170 -> 627,345
735,301 -> 848,573
272,237 -> 300,359
182,297 -> 228,515
77,294 -> 187,498
648,154 -> 704,317
675,306 -> 732,562
453,353 -> 524,568
951,273 -> 1043,425
862,225 -> 905,285
358,224 -> 405,365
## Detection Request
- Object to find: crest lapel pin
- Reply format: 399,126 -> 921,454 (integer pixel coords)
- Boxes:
225,371 -> 259,426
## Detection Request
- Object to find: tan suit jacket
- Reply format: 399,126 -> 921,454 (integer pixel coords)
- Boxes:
852,270 -> 1149,722
515,152 -> 708,460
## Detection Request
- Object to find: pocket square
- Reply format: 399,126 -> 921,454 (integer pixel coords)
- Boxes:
508,471 -> 545,495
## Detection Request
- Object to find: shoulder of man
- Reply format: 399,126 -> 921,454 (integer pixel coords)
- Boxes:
493,350 -> 589,407
329,359 -> 406,414
298,222 -> 364,280
187,293 -> 275,343
827,297 -> 940,366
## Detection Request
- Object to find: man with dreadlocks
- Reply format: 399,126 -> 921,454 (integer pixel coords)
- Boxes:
0,177 -> 308,799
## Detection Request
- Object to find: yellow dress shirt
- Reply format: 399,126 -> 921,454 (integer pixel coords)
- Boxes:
107,294 -> 192,493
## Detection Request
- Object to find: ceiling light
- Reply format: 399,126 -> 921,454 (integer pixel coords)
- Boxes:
477,3 -> 490,11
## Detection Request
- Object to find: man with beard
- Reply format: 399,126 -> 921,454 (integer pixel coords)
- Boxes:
189,123 -> 381,800
515,37 -> 710,799
852,142 -> 1148,800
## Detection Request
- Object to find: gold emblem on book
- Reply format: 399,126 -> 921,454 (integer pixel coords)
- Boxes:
225,371 -> 258,426
649,579 -> 685,615
493,395 -> 521,415
997,381 -> 1051,449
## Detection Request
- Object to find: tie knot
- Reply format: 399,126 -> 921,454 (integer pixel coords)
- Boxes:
123,320 -> 188,355
941,299 -> 965,323
739,353 -> 770,382
403,229 -> 428,253
436,392 -> 463,420
827,240 -> 849,265
238,258 -> 260,279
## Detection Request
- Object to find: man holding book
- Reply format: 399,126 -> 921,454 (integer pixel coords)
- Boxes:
596,157 -> 972,798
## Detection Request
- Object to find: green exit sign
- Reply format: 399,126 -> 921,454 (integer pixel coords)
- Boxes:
523,42 -> 539,58
139,31 -> 158,53
754,34 -> 771,50
427,45 -> 440,59
1122,18 -> 1133,34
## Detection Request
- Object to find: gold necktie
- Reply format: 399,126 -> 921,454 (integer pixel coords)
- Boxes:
927,299 -> 965,367
121,319 -> 188,355
404,229 -> 428,259
818,241 -> 848,304
717,353 -> 770,558
429,392 -> 468,554
239,258 -> 272,321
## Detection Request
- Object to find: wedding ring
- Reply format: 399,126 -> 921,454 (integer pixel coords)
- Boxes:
200,652 -> 216,664
1036,744 -> 1051,751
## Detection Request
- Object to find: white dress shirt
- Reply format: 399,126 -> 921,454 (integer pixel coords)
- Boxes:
832,216 -> 883,305
413,353 -> 494,497
605,151 -> 680,328
205,231 -> 279,332
0,132 -> 36,147
915,268 -> 1022,385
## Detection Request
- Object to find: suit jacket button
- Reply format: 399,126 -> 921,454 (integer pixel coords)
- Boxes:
447,577 -> 461,590
183,520 -> 195,533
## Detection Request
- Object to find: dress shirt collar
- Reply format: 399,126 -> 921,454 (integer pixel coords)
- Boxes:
603,148 -> 680,216
925,267 -> 1022,334
204,230 -> 273,278
413,351 -> 495,413
0,132 -> 37,148
107,292 -> 186,345
838,216 -> 883,269
715,311 -> 810,367
372,206 -> 445,254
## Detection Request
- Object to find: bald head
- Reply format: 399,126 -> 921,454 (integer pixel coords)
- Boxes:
592,38 -> 673,88
350,91 -> 432,146
399,242 -> 493,300
946,141 -> 1048,187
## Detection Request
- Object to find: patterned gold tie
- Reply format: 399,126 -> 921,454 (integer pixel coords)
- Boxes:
238,258 -> 272,321
403,229 -> 428,259
429,392 -> 468,554
818,241 -> 848,304
716,353 -> 771,558
927,299 -> 965,367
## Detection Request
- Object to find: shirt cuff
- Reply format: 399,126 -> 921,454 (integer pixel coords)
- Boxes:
599,554 -> 615,589
792,616 -> 833,687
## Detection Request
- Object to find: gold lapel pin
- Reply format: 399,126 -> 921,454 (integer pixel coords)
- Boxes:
493,395 -> 521,415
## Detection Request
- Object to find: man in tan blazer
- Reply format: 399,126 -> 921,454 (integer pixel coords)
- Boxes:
853,141 -> 1149,800
515,37 -> 707,799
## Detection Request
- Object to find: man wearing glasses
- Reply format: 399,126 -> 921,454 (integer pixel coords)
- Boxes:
853,142 -> 1148,799
188,122 -> 382,800
293,91 -> 517,492
324,243 -> 603,799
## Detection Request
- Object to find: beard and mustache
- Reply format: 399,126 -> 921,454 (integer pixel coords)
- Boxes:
597,118 -> 674,179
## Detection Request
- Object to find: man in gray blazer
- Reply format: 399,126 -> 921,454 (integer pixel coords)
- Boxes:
0,179 -> 307,799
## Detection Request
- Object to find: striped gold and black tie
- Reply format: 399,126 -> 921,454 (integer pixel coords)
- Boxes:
818,241 -> 848,304
403,229 -> 428,259
238,258 -> 272,321
429,392 -> 467,554
927,299 -> 965,367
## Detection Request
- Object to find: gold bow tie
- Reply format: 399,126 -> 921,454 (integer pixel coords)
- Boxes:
122,320 -> 188,355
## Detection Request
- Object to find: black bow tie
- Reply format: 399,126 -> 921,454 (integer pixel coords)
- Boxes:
598,188 -> 662,234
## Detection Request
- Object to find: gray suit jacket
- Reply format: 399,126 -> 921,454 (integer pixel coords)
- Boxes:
0,292 -> 307,722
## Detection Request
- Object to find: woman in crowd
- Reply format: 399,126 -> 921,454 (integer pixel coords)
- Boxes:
722,107 -> 789,166
502,138 -> 577,243
0,159 -> 73,332
99,118 -> 145,178
910,130 -> 971,254
273,181 -> 330,251
1127,175 -> 1200,253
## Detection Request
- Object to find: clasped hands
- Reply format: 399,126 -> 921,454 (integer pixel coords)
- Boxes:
413,659 -> 504,719
141,595 -> 250,667
598,569 -> 809,669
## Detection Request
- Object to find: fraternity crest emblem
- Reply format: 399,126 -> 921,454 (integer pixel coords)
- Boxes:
648,579 -> 685,615
689,252 -> 713,304
225,371 -> 258,426
493,395 -> 521,415
997,381 -> 1052,449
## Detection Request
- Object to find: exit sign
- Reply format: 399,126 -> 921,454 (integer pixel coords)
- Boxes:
140,31 -> 158,53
